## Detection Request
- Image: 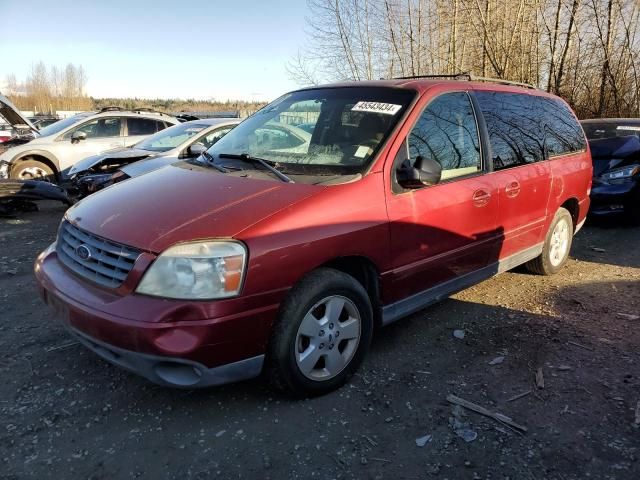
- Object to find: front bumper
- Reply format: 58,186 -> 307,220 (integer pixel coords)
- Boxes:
590,179 -> 639,215
35,244 -> 284,388
66,325 -> 263,388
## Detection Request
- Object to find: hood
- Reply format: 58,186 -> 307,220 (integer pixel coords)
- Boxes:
119,154 -> 181,178
589,136 -> 640,176
66,163 -> 320,253
0,94 -> 38,135
69,148 -> 154,175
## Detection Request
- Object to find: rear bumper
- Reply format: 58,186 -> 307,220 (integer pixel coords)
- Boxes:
35,243 -> 283,388
590,180 -> 639,215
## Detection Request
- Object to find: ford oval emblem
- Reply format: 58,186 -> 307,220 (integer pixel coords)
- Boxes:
76,244 -> 92,261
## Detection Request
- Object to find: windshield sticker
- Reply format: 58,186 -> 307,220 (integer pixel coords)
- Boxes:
616,125 -> 640,131
354,145 -> 371,158
352,101 -> 402,115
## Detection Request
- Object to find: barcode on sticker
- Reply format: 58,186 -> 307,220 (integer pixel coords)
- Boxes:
352,101 -> 402,115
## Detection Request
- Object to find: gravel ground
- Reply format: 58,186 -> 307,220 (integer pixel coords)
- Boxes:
1,202 -> 639,480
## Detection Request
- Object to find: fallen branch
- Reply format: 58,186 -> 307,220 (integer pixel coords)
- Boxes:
568,340 -> 593,351
447,394 -> 528,433
506,390 -> 532,403
45,341 -> 79,353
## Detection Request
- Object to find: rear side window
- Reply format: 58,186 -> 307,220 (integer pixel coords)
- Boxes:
542,99 -> 586,155
127,118 -> 164,136
475,91 -> 585,170
408,92 -> 481,180
474,91 -> 545,169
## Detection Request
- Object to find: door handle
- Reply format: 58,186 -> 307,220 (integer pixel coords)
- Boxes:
472,189 -> 491,207
505,181 -> 521,198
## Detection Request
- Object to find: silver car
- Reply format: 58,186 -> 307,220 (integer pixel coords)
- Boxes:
0,106 -> 179,180
68,118 -> 240,198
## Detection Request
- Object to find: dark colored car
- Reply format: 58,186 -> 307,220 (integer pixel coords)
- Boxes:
35,77 -> 591,395
581,119 -> 640,223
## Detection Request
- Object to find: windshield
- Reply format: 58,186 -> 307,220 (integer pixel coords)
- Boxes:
39,114 -> 91,137
135,122 -> 209,152
207,87 -> 416,176
582,122 -> 640,140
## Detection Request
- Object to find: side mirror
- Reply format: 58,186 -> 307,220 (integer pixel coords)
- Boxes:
187,143 -> 206,157
397,156 -> 442,189
71,131 -> 87,143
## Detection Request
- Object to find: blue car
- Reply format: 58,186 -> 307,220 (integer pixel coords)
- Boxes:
581,119 -> 640,223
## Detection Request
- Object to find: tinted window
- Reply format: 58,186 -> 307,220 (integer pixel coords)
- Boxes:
128,118 -> 161,136
63,117 -> 122,139
475,92 -> 545,169
542,98 -> 586,155
408,92 -> 481,180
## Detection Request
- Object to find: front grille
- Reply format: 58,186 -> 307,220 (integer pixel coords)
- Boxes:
57,221 -> 141,288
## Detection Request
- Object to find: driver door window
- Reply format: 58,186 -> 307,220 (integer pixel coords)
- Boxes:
63,117 -> 122,139
407,92 -> 481,181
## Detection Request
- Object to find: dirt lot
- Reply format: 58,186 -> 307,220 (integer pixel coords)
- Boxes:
1,202 -> 639,480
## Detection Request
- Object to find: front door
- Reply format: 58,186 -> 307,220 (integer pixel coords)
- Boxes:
55,117 -> 125,170
385,91 -> 500,306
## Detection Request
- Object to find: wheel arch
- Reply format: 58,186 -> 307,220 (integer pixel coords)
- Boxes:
9,150 -> 60,180
320,255 -> 383,327
559,197 -> 580,229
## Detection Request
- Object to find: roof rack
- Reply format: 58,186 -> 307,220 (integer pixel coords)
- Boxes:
393,72 -> 537,90
98,106 -> 173,117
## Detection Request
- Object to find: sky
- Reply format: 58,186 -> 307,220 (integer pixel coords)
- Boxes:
0,0 -> 309,102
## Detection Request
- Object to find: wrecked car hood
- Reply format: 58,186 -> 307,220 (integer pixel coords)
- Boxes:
589,135 -> 640,176
66,162 -> 320,253
0,94 -> 38,135
119,154 -> 182,179
69,148 -> 154,175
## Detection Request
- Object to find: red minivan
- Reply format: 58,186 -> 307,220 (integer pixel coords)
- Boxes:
35,77 -> 592,395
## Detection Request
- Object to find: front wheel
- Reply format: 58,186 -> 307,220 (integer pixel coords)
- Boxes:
526,207 -> 574,275
267,268 -> 373,396
10,159 -> 55,181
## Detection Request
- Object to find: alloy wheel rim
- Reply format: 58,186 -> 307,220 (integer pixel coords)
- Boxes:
295,295 -> 361,381
18,166 -> 49,180
549,218 -> 570,267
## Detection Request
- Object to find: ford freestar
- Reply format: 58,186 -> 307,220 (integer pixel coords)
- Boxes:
35,76 -> 592,395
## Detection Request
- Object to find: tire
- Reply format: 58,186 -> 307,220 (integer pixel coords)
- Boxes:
10,159 -> 55,181
526,207 -> 574,275
267,268 -> 374,396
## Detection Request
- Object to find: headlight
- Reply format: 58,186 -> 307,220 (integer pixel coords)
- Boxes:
0,161 -> 9,179
136,241 -> 247,299
600,164 -> 640,181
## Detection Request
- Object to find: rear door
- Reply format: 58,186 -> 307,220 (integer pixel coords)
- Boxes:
473,90 -> 552,258
385,91 -> 499,304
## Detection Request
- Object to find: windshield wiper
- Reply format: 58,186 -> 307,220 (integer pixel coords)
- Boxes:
218,153 -> 294,183
200,150 -> 229,173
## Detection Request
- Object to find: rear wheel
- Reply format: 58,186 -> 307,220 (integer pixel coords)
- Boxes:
10,159 -> 55,181
267,268 -> 373,396
526,207 -> 574,275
